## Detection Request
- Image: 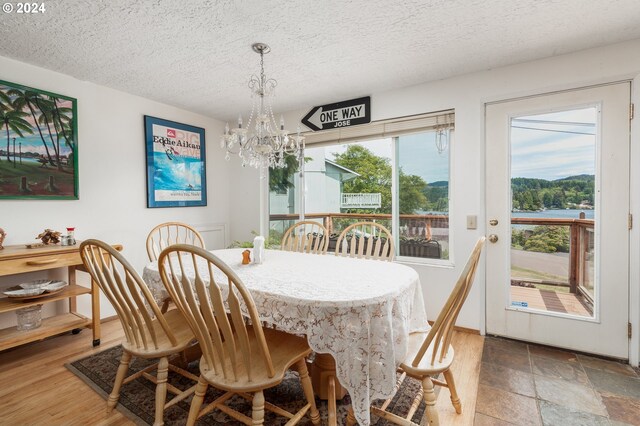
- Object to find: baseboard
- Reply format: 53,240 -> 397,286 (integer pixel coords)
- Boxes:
427,320 -> 480,335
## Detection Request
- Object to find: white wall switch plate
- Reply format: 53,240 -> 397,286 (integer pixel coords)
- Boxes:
466,215 -> 477,229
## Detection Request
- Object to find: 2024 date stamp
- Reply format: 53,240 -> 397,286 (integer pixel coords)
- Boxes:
2,2 -> 46,13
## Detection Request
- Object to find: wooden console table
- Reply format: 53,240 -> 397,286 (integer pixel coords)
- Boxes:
0,242 -> 122,351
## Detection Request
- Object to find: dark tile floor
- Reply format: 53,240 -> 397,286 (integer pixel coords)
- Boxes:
474,336 -> 640,425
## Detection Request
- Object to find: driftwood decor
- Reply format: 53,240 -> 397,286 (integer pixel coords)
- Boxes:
36,228 -> 62,245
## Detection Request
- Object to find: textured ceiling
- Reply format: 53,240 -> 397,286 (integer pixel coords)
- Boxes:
2,0 -> 640,121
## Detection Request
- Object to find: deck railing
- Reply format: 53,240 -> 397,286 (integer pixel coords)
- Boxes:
270,212 -> 594,292
270,212 -> 449,259
511,216 -> 594,300
269,212 -> 449,239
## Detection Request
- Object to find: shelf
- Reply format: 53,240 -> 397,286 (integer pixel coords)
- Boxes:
0,242 -> 121,350
0,285 -> 92,314
0,312 -> 90,352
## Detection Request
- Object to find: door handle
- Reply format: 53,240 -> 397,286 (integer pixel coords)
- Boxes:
488,234 -> 499,243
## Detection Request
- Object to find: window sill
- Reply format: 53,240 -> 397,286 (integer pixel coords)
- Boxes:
396,256 -> 454,269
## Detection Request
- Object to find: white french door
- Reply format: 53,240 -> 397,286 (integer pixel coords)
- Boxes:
485,83 -> 631,358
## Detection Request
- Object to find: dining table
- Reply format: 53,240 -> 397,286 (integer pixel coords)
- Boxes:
142,248 -> 428,426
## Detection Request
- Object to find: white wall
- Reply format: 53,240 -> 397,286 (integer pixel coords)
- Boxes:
227,39 -> 640,362
0,55 -> 229,327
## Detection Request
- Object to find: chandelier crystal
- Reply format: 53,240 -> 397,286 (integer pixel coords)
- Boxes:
220,43 -> 304,172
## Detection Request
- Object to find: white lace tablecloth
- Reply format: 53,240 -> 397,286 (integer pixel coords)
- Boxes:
143,248 -> 428,425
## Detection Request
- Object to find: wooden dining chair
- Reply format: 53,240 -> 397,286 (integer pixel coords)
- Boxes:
335,221 -> 395,261
158,244 -> 321,426
146,222 -> 205,262
362,236 -> 485,426
79,239 -> 197,426
281,220 -> 330,254
146,222 -> 205,312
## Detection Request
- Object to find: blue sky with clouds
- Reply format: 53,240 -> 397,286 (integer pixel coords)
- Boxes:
511,107 -> 596,181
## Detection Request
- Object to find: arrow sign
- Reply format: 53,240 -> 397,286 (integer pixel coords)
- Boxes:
301,96 -> 371,131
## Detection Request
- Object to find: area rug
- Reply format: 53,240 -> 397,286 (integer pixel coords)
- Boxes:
66,345 -> 427,425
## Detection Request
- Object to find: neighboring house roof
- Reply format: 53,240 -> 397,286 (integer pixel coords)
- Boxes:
324,159 -> 359,182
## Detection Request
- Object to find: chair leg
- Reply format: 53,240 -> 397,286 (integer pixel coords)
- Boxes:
327,375 -> 337,426
443,369 -> 462,414
295,359 -> 321,425
252,390 -> 265,425
154,357 -> 169,426
186,375 -> 208,426
107,351 -> 132,414
422,376 -> 439,425
346,406 -> 357,426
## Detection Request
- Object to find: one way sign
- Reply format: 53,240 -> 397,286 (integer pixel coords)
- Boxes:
301,96 -> 371,131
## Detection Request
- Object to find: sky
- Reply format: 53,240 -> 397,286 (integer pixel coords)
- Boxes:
510,107 -> 596,180
324,132 -> 450,184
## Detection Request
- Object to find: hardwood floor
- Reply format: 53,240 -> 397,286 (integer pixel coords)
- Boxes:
0,320 -> 130,426
435,331 -> 485,426
0,320 -> 485,425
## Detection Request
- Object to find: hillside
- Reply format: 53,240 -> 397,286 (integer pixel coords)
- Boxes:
512,175 -> 595,211
420,175 -> 595,213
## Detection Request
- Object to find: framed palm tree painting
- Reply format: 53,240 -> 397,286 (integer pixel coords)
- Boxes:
0,80 -> 78,199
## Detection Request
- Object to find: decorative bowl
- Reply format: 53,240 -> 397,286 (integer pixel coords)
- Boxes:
3,288 -> 46,297
19,279 -> 51,290
43,281 -> 67,292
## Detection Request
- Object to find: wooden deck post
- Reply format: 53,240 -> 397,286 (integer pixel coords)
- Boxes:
569,223 -> 579,294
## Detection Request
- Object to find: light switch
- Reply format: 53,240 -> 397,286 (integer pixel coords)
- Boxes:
466,215 -> 477,229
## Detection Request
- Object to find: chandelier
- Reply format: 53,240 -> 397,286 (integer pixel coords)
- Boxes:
220,43 -> 304,171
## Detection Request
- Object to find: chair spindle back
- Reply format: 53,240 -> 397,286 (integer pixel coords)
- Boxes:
335,221 -> 395,261
80,239 -> 178,351
158,244 -> 275,383
412,237 -> 485,367
281,220 -> 329,254
146,222 -> 205,261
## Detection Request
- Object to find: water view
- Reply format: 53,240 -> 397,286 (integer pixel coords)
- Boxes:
512,209 -> 594,219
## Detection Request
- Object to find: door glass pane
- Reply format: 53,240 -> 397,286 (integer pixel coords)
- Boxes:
510,107 -> 596,318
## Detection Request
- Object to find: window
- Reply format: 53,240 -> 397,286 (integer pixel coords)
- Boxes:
397,131 -> 450,260
268,111 -> 453,261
